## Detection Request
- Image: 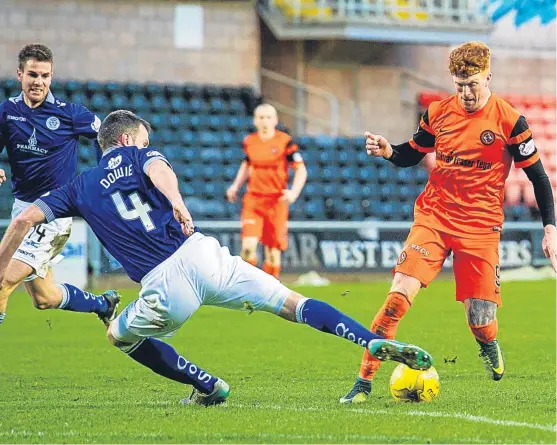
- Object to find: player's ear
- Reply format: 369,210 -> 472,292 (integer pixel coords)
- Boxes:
16,68 -> 23,82
485,72 -> 492,85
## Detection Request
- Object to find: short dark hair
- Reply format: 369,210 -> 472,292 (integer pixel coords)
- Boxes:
97,110 -> 152,150
18,43 -> 53,70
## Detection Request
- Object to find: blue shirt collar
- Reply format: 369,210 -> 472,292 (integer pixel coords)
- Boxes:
16,89 -> 55,106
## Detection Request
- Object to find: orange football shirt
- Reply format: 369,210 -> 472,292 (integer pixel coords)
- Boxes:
409,93 -> 539,238
243,130 -> 303,196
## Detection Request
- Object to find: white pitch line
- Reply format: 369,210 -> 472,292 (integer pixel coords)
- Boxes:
228,402 -> 557,433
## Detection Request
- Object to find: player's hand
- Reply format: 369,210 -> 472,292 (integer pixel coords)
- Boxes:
280,189 -> 297,204
226,185 -> 238,203
172,202 -> 195,236
0,169 -> 6,186
542,224 -> 557,273
364,131 -> 393,159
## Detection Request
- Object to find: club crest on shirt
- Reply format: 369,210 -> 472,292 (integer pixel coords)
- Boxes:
46,116 -> 60,130
106,155 -> 122,169
271,147 -> 278,154
397,250 -> 407,265
480,130 -> 495,145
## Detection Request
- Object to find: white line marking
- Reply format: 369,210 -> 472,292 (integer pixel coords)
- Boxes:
229,402 -> 557,433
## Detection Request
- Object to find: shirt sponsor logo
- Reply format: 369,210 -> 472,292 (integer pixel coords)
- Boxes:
518,139 -> 535,156
480,130 -> 496,145
146,151 -> 163,158
46,116 -> 60,130
7,115 -> 26,121
106,155 -> 122,170
16,128 -> 48,155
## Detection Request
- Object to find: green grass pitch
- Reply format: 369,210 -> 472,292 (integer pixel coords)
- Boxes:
0,279 -> 555,443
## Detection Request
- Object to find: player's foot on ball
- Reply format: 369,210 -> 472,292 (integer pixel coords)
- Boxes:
339,377 -> 371,404
99,290 -> 121,325
478,339 -> 505,381
368,339 -> 433,370
181,378 -> 230,407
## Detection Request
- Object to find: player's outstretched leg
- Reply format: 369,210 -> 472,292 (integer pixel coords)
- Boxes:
290,296 -> 432,371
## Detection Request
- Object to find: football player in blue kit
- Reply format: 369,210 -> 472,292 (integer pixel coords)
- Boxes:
0,44 -> 119,325
0,110 -> 434,405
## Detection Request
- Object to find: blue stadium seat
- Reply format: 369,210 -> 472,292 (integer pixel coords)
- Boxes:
105,81 -> 124,95
189,98 -> 210,115
130,94 -> 150,112
152,94 -> 169,112
145,83 -> 165,97
183,84 -> 203,99
170,96 -> 187,113
303,200 -> 325,219
222,86 -> 241,100
86,81 -> 103,94
200,148 -> 223,163
111,93 -> 128,108
209,98 -> 226,114
70,92 -> 88,105
89,92 -> 108,110
179,182 -> 195,196
203,85 -> 223,99
228,98 -> 246,115
208,115 -> 225,130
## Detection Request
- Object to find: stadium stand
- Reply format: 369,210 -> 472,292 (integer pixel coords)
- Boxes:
0,80 -> 539,222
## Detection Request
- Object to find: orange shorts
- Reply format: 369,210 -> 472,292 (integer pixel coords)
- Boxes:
394,224 -> 501,306
241,193 -> 289,251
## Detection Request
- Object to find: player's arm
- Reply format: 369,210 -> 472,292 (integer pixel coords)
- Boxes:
282,140 -> 307,204
365,109 -> 434,167
226,157 -> 250,203
144,158 -> 194,236
71,103 -> 103,162
507,115 -> 557,271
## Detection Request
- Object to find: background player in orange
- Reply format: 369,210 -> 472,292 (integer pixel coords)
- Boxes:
226,104 -> 307,278
340,41 -> 557,404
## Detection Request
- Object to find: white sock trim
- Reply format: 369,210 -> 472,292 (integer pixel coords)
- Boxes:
295,297 -> 309,323
57,284 -> 69,309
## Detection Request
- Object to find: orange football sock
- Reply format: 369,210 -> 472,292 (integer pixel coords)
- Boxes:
263,262 -> 281,278
358,292 -> 411,380
469,319 -> 498,344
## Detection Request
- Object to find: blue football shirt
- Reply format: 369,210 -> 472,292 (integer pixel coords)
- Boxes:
0,90 -> 100,201
34,146 -> 189,283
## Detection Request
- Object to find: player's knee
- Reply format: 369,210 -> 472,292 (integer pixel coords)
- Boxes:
465,298 -> 497,325
266,249 -> 281,266
390,272 -> 421,302
241,248 -> 256,260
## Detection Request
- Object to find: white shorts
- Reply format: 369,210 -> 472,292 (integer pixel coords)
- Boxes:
11,199 -> 72,281
111,232 -> 291,343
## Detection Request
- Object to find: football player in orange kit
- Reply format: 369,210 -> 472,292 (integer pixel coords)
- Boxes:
341,41 -> 557,404
226,104 -> 307,278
